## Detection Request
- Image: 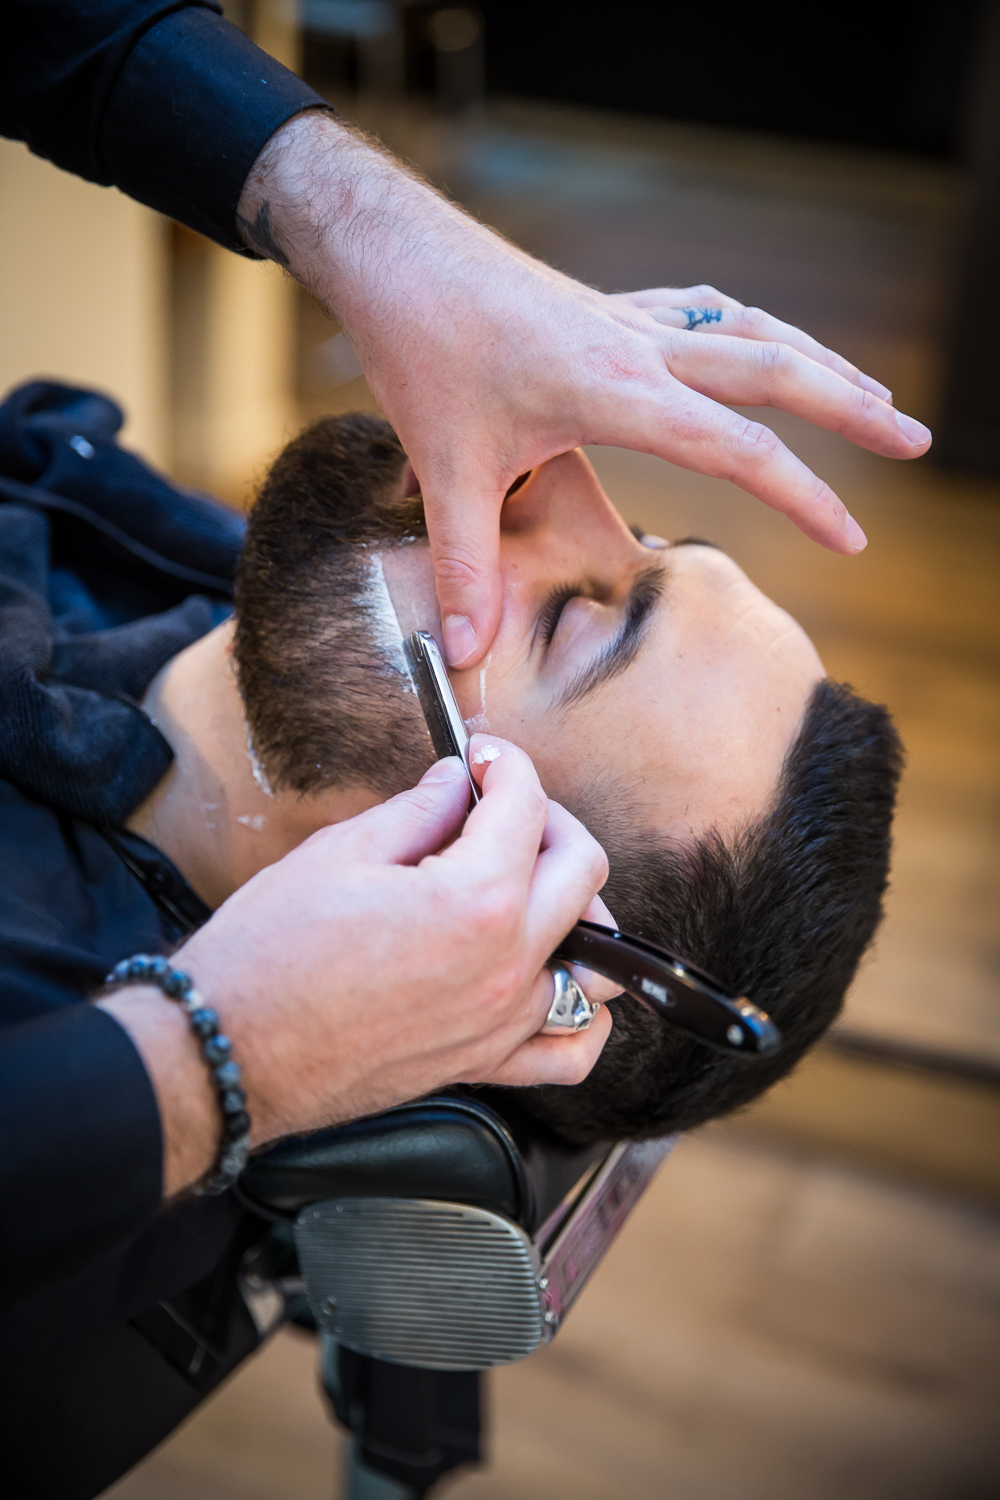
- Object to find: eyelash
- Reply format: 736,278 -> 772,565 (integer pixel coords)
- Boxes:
538,585 -> 578,646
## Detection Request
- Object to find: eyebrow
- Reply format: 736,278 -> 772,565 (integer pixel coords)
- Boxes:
557,565 -> 664,709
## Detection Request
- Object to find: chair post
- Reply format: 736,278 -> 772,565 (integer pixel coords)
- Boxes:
321,1336 -> 483,1498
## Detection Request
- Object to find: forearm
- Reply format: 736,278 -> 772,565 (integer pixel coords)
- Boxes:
97,988 -> 218,1198
236,111 -> 551,372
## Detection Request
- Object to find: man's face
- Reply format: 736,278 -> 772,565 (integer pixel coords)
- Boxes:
381,450 -> 824,841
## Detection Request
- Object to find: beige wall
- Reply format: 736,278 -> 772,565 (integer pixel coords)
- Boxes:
172,0 -> 302,500
0,139 -> 169,466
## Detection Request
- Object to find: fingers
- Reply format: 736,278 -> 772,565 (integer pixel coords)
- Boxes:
616,284 -> 744,313
522,797 -> 610,967
565,893 -> 624,1004
311,757 -> 472,867
473,1004 -> 613,1088
633,380 -> 864,552
663,333 -> 929,461
437,735 -> 552,893
645,301 -> 893,401
615,287 -> 894,403
421,479 -> 506,667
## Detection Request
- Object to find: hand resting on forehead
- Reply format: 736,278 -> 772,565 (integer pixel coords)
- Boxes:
128,414 -> 903,1147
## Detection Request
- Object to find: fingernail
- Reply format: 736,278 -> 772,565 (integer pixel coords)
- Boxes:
419,757 -> 466,785
859,374 -> 893,403
845,514 -> 868,552
895,412 -> 932,447
443,614 -> 478,667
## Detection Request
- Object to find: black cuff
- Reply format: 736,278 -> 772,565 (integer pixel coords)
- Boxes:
0,1005 -> 163,1298
101,7 -> 334,250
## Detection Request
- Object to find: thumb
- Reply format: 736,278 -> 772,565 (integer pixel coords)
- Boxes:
422,482 -> 504,668
318,758 -> 472,867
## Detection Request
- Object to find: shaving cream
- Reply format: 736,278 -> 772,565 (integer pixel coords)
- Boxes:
365,554 -> 416,692
245,724 -> 274,798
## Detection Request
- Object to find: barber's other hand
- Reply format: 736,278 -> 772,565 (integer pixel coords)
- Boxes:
238,113 -> 931,668
104,742 -> 611,1196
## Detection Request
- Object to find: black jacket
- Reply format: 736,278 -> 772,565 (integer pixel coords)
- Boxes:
0,382 -> 266,1491
2,0 -> 326,250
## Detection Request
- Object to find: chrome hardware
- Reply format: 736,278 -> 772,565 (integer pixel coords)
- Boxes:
294,1136 -> 676,1371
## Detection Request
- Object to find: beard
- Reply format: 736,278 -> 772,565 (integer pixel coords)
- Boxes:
233,413 -> 434,799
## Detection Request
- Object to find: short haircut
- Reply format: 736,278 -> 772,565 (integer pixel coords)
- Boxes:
524,678 -> 902,1142
234,414 -> 903,1144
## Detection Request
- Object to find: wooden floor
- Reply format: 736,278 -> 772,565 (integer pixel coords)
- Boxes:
109,103 -> 1000,1498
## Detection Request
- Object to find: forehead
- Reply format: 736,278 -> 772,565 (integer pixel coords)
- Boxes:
544,545 -> 824,843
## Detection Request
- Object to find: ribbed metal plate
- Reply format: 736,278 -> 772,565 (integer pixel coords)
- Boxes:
295,1198 -> 545,1370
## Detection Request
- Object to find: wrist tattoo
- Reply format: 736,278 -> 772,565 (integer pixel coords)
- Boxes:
236,199 -> 290,266
680,306 -> 724,331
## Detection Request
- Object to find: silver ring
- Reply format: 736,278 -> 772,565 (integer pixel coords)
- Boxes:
542,965 -> 600,1034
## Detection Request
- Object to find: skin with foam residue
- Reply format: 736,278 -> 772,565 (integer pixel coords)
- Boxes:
365,553 -> 415,690
245,726 -> 274,798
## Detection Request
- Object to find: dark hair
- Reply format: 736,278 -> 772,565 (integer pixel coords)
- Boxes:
523,679 -> 903,1143
235,414 -> 903,1142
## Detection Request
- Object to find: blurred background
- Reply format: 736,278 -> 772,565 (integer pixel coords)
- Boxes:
3,2 -> 999,1495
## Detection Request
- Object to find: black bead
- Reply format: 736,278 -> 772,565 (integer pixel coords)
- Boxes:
189,1007 -> 219,1038
149,956 -> 171,981
221,1087 -> 247,1114
163,970 -> 192,998
214,1060 -> 241,1088
203,1034 -> 232,1065
222,1109 -> 251,1140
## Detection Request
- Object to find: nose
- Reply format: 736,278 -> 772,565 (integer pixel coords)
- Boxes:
500,450 -> 614,540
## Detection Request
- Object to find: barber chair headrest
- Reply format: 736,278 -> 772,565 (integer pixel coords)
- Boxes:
239,1092 -> 674,1372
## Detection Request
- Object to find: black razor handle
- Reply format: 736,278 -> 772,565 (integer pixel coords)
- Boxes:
554,921 -> 780,1058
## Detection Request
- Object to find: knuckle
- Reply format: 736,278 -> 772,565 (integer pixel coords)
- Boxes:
522,783 -> 549,824
732,417 -> 780,465
433,554 -> 479,589
553,1046 -> 595,1086
398,785 -> 447,819
741,306 -> 769,336
852,385 -> 882,422
589,841 -> 611,889
573,831 -> 609,890
755,340 -> 789,375
469,880 -> 522,940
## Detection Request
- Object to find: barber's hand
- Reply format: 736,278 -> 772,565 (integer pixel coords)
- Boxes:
238,112 -> 931,668
102,741 -> 614,1196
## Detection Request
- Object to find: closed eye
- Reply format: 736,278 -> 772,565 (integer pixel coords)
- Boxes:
536,583 -> 580,647
558,566 -> 663,708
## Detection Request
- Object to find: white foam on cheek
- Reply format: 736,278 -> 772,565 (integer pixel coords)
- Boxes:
237,813 -> 268,831
472,743 -> 501,765
365,554 -> 415,691
245,725 -> 274,798
464,653 -> 492,734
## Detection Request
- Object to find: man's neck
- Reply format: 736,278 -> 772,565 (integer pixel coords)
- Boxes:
125,620 -> 380,909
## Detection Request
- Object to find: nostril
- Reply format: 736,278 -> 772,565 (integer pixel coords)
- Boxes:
504,471 -> 532,499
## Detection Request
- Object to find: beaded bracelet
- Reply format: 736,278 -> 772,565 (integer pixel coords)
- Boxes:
104,954 -> 252,1196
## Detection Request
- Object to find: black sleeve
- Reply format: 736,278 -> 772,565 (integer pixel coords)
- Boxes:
2,1 -> 332,250
0,1004 -> 163,1303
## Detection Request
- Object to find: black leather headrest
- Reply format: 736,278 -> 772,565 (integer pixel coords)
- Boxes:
239,1091 -> 607,1231
240,1096 -> 527,1222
